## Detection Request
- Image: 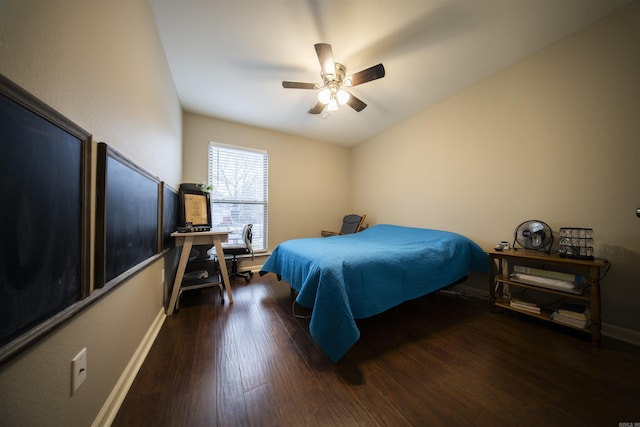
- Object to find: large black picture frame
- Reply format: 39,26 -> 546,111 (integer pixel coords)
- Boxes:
0,74 -> 92,364
178,183 -> 212,230
95,143 -> 161,289
160,182 -> 179,251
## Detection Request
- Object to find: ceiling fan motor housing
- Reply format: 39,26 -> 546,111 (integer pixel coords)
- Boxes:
322,63 -> 346,85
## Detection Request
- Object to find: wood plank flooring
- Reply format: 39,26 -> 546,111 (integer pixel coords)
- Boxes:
113,274 -> 640,426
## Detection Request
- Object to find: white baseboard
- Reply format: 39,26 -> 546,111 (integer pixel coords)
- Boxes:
448,283 -> 490,299
602,322 -> 640,346
249,264 -> 265,273
447,285 -> 640,347
91,309 -> 166,427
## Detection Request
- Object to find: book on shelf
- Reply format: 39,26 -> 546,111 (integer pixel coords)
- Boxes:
551,311 -> 591,329
551,303 -> 591,329
555,303 -> 590,320
509,297 -> 541,314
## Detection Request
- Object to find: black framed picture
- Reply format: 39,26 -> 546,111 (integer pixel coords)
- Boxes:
95,143 -> 160,288
183,193 -> 210,226
178,183 -> 212,230
160,182 -> 179,250
0,74 -> 92,363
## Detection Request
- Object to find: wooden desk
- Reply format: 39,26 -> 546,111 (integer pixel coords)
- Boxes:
167,230 -> 232,315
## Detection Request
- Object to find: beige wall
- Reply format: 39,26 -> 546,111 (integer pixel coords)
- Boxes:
352,3 -> 640,337
182,112 -> 352,250
0,1 -> 182,426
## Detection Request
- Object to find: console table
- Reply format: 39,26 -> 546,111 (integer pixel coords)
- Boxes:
488,248 -> 608,344
167,230 -> 232,315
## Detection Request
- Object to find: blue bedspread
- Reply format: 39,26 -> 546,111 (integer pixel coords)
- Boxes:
260,224 -> 489,362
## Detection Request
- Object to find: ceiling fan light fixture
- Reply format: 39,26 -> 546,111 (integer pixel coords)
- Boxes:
327,98 -> 339,112
337,89 -> 349,105
318,88 -> 331,104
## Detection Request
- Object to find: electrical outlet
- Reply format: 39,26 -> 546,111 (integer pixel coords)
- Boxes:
71,348 -> 87,395
161,268 -> 165,284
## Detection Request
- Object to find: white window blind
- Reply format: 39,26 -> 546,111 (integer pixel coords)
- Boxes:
208,143 -> 268,251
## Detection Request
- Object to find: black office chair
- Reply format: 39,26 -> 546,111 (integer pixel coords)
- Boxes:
221,224 -> 254,283
321,214 -> 366,237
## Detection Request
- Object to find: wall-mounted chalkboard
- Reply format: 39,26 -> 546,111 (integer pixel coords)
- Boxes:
160,183 -> 179,250
95,143 -> 160,288
0,74 -> 91,363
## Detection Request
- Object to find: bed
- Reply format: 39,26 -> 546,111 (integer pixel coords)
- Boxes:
260,224 -> 489,363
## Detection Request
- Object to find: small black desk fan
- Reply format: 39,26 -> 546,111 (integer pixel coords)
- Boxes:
513,220 -> 554,253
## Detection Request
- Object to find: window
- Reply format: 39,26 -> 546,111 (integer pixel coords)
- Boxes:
208,143 -> 268,251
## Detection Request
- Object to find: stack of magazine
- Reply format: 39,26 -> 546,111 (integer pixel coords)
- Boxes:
509,296 -> 541,314
551,303 -> 591,329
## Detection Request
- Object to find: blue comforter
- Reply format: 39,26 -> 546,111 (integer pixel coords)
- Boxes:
260,224 -> 489,362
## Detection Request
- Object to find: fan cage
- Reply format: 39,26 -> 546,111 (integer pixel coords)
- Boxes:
558,227 -> 594,260
513,220 -> 554,253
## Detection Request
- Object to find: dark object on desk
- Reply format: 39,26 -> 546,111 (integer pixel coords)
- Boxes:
177,223 -> 211,233
221,224 -> 254,283
321,213 -> 366,237
178,183 -> 211,231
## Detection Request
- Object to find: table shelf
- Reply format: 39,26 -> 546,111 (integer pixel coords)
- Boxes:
494,299 -> 591,333
495,275 -> 591,301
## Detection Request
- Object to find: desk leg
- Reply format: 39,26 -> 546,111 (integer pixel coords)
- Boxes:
212,237 -> 234,304
167,237 -> 194,316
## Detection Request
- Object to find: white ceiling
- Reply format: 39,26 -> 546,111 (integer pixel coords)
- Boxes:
151,0 -> 630,147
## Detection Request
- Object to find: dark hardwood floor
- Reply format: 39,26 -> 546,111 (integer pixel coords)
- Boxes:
113,274 -> 640,426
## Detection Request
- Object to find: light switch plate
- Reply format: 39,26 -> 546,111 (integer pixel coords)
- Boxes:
71,347 -> 87,395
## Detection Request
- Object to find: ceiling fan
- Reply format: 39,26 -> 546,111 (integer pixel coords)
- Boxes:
282,43 -> 385,115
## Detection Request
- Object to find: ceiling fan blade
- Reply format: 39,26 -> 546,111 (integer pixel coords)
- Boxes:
282,81 -> 317,89
345,93 -> 367,112
314,43 -> 335,77
308,101 -> 326,115
347,63 -> 385,87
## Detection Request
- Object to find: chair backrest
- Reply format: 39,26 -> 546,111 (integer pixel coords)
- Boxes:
339,214 -> 365,235
242,224 -> 253,254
